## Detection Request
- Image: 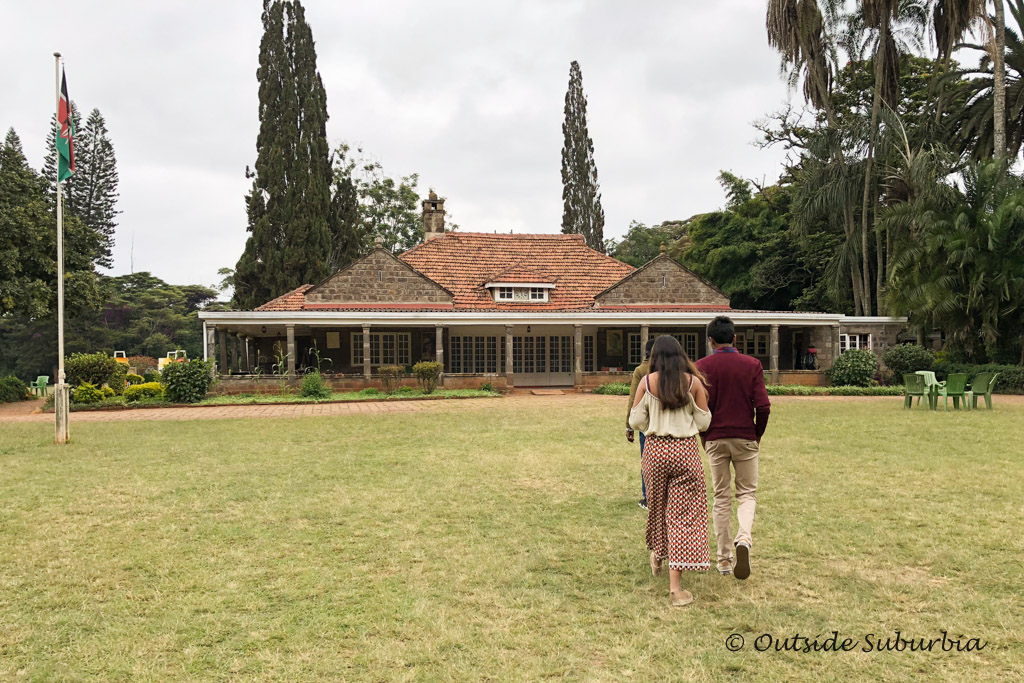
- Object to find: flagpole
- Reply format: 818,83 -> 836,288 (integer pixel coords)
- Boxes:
54,51 -> 69,445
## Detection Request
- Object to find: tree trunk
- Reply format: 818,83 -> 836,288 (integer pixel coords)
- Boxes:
861,17 -> 888,317
994,0 -> 1008,158
875,221 -> 885,315
850,259 -> 864,316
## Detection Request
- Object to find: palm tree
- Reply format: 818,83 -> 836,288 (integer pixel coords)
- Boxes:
766,0 -> 843,124
845,0 -> 929,314
931,0 -> 987,121
994,0 -> 1008,156
948,0 -> 1024,160
889,159 -> 1024,359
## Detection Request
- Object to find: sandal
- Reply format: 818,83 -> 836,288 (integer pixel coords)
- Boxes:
650,551 -> 663,576
670,589 -> 694,607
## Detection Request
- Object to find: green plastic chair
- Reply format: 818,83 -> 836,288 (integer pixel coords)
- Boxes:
935,373 -> 970,411
903,373 -> 929,409
29,376 -> 48,397
968,372 -> 1000,410
915,370 -> 941,409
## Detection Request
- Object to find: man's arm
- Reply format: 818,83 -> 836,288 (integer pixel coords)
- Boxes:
753,365 -> 771,440
626,366 -> 643,428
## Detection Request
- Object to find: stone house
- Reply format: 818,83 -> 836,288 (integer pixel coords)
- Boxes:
199,194 -> 905,392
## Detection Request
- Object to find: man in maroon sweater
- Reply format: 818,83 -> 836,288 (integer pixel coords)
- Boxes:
694,316 -> 770,580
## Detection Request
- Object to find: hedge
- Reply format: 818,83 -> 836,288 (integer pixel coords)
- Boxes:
123,382 -> 164,402
593,383 -> 631,395
933,363 -> 1024,394
882,344 -> 935,382
767,385 -> 905,396
829,349 -> 878,387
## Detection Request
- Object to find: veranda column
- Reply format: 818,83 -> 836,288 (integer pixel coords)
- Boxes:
232,334 -> 241,374
769,324 -> 780,385
831,324 -> 841,371
505,325 -> 514,388
362,324 -> 372,379
286,325 -> 296,379
218,328 -> 227,375
640,324 -> 649,360
573,324 -> 583,391
435,325 -> 444,367
243,336 -> 252,373
206,325 -> 216,364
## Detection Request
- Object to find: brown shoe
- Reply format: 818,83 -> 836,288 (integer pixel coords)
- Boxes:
734,542 -> 751,580
650,551 -> 663,576
670,589 -> 694,607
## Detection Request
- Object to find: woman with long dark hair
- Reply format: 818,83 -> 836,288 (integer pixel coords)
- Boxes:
629,334 -> 712,607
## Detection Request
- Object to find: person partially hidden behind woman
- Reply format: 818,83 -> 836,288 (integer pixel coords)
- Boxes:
629,334 -> 712,607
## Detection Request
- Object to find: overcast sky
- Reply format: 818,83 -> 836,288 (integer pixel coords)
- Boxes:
2,0 -> 794,290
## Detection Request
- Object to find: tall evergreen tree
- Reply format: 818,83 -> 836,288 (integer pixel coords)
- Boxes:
560,60 -> 605,252
42,104 -> 119,269
233,0 -> 332,309
327,154 -> 365,269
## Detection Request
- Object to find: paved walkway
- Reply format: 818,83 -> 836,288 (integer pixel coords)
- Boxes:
2,393 -> 1018,425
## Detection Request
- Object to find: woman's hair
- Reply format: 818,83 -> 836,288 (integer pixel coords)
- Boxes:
650,334 -> 705,411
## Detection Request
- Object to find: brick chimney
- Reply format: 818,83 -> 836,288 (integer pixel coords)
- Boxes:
422,190 -> 445,240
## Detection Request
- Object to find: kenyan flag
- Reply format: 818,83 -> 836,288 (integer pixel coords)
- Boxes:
56,68 -> 75,182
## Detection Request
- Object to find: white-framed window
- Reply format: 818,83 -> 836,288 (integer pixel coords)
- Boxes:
628,333 -> 642,365
560,336 -> 572,373
497,287 -> 514,301
584,335 -> 595,372
840,333 -> 872,353
755,332 -> 769,357
652,332 -> 699,360
734,333 -> 746,354
350,332 -> 411,367
450,335 -> 503,373
529,287 -> 547,301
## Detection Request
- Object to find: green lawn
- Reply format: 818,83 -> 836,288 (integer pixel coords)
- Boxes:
1,397 -> 1021,680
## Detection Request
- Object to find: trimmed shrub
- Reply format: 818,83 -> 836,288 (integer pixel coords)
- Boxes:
359,387 -> 380,396
395,385 -> 416,395
300,370 -> 332,399
882,344 -> 934,383
161,359 -> 214,403
126,373 -> 145,386
124,382 -> 165,402
72,382 -> 105,404
101,386 -> 116,398
933,362 -> 1024,394
0,376 -> 29,402
379,365 -> 405,394
829,349 -> 877,387
593,382 -> 631,395
143,370 -> 161,383
66,352 -> 120,389
412,361 -> 443,394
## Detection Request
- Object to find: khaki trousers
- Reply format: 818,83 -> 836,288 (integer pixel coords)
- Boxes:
706,438 -> 759,565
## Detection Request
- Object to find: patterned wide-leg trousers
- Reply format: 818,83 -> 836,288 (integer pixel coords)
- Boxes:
641,435 -> 711,571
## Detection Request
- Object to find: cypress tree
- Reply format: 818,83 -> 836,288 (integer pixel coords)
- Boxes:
41,104 -> 119,270
560,60 -> 606,252
233,0 -> 332,309
73,109 -> 120,269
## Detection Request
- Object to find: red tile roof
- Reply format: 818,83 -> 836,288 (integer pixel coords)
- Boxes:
254,285 -> 312,311
400,233 -> 634,310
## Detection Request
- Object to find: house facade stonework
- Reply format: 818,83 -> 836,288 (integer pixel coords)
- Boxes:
201,196 -> 905,392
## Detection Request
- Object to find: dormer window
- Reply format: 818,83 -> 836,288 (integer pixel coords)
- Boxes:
485,282 -> 554,303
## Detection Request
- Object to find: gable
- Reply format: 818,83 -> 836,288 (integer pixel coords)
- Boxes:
595,255 -> 729,307
305,248 -> 453,305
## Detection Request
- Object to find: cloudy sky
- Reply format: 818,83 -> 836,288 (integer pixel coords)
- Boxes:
2,0 -> 794,291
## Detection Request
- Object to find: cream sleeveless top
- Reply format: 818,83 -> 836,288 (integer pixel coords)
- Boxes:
628,374 -> 712,438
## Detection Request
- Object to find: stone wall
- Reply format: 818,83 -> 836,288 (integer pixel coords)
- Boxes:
840,322 -> 904,366
305,248 -> 452,304
596,255 -> 730,306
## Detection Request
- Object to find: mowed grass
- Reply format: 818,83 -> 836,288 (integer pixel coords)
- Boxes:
1,397 -> 1022,681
